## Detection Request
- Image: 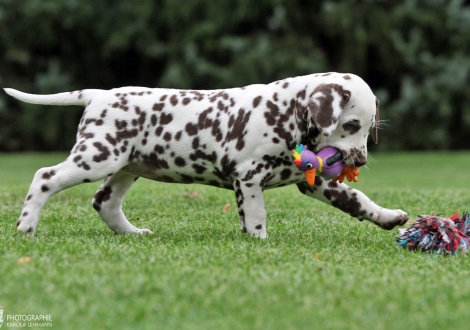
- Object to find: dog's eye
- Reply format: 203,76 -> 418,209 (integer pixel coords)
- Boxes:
343,120 -> 360,133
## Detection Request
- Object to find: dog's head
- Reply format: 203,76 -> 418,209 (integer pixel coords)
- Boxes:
306,74 -> 379,168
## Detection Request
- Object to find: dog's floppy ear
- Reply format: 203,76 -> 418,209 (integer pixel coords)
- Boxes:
307,84 -> 351,137
372,98 -> 379,144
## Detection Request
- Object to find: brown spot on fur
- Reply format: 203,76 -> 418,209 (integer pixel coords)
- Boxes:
192,137 -> 200,149
175,157 -> 186,167
78,161 -> 91,170
115,119 -> 128,130
197,107 -> 214,130
296,89 -> 306,100
163,132 -> 172,141
323,188 -> 362,217
252,96 -> 262,108
264,100 -> 279,126
153,103 -> 165,111
175,131 -> 182,141
106,133 -> 117,146
154,145 -> 164,154
115,128 -> 138,142
151,114 -> 158,126
81,132 -> 94,139
42,170 -> 56,180
185,123 -> 198,136
155,126 -> 163,136
280,168 -> 292,180
225,108 -> 251,151
92,142 -> 111,162
160,113 -> 173,125
93,186 -> 113,211
137,111 -> 146,127
170,95 -> 178,106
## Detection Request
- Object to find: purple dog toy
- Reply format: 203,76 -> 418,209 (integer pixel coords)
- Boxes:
293,144 -> 358,186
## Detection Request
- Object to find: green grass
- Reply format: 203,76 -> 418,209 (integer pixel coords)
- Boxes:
1,152 -> 470,329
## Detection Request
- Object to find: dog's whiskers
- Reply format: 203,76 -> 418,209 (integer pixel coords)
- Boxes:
367,154 -> 378,165
375,119 -> 390,130
358,154 -> 377,171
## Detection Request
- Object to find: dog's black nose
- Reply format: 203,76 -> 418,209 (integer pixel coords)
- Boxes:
354,157 -> 367,168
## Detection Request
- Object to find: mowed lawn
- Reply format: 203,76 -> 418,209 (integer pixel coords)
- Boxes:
1,152 -> 470,330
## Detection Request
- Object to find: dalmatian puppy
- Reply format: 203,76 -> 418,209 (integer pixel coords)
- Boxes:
5,72 -> 408,238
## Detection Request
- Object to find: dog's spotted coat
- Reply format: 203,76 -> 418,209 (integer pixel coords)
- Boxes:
5,73 -> 408,237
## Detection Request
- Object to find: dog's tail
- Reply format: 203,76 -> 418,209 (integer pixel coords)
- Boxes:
3,88 -> 101,106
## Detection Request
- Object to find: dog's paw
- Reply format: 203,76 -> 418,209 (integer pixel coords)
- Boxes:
132,228 -> 154,235
375,209 -> 409,230
251,232 -> 268,239
16,219 -> 36,235
243,228 -> 268,239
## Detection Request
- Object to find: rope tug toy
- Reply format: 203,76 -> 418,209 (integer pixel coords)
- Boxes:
397,212 -> 470,255
293,144 -> 359,186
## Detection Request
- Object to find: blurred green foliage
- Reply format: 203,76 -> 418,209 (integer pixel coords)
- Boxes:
0,0 -> 469,151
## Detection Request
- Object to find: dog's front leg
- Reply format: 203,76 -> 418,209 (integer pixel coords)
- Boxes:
233,179 -> 267,238
297,177 -> 408,230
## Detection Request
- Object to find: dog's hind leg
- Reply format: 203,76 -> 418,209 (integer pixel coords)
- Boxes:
91,170 -> 152,234
17,153 -> 123,234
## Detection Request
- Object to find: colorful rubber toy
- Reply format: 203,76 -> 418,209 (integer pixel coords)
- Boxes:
293,144 -> 359,186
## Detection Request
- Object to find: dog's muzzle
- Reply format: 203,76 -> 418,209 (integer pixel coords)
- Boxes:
342,148 -> 367,168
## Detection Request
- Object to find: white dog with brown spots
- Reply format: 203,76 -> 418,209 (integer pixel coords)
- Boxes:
5,72 -> 408,238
